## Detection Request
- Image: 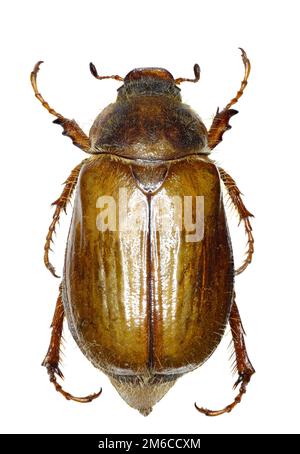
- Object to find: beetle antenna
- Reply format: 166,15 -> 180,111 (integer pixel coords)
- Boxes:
89,62 -> 124,82
175,64 -> 200,85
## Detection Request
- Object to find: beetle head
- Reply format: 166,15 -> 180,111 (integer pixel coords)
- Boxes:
124,67 -> 175,83
89,63 -> 200,98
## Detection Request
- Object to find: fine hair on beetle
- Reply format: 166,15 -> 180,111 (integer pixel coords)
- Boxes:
31,49 -> 255,417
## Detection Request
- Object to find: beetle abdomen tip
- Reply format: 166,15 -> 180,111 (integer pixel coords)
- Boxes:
139,407 -> 153,417
109,375 -> 176,416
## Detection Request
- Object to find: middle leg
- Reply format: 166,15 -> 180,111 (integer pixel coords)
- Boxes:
44,159 -> 88,277
218,167 -> 254,275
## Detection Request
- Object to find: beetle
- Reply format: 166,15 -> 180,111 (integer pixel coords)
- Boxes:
31,49 -> 255,416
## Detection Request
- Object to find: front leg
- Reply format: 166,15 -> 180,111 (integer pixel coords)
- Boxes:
30,61 -> 91,152
208,49 -> 251,149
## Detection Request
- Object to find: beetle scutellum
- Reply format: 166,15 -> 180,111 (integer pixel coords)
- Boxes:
31,49 -> 255,416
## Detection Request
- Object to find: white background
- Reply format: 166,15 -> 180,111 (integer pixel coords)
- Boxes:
1,0 -> 299,434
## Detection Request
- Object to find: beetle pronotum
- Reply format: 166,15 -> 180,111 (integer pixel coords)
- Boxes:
31,49 -> 254,416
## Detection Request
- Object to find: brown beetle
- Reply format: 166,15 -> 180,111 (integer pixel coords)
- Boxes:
31,49 -> 254,416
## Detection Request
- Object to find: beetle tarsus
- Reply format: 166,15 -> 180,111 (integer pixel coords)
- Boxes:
194,298 -> 254,416
208,49 -> 251,149
30,61 -> 62,118
218,167 -> 254,275
43,285 -> 102,403
235,219 -> 254,275
45,261 -> 60,279
43,363 -> 102,404
194,373 -> 251,416
44,160 -> 87,278
225,48 -> 251,111
30,61 -> 91,152
44,361 -> 102,403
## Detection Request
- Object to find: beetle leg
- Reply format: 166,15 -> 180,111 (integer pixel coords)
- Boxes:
42,284 -> 102,403
218,167 -> 254,275
44,159 -> 88,278
30,61 -> 91,152
195,297 -> 255,416
208,49 -> 251,149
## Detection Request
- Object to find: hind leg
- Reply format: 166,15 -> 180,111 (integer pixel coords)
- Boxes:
195,295 -> 255,416
42,284 -> 101,403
